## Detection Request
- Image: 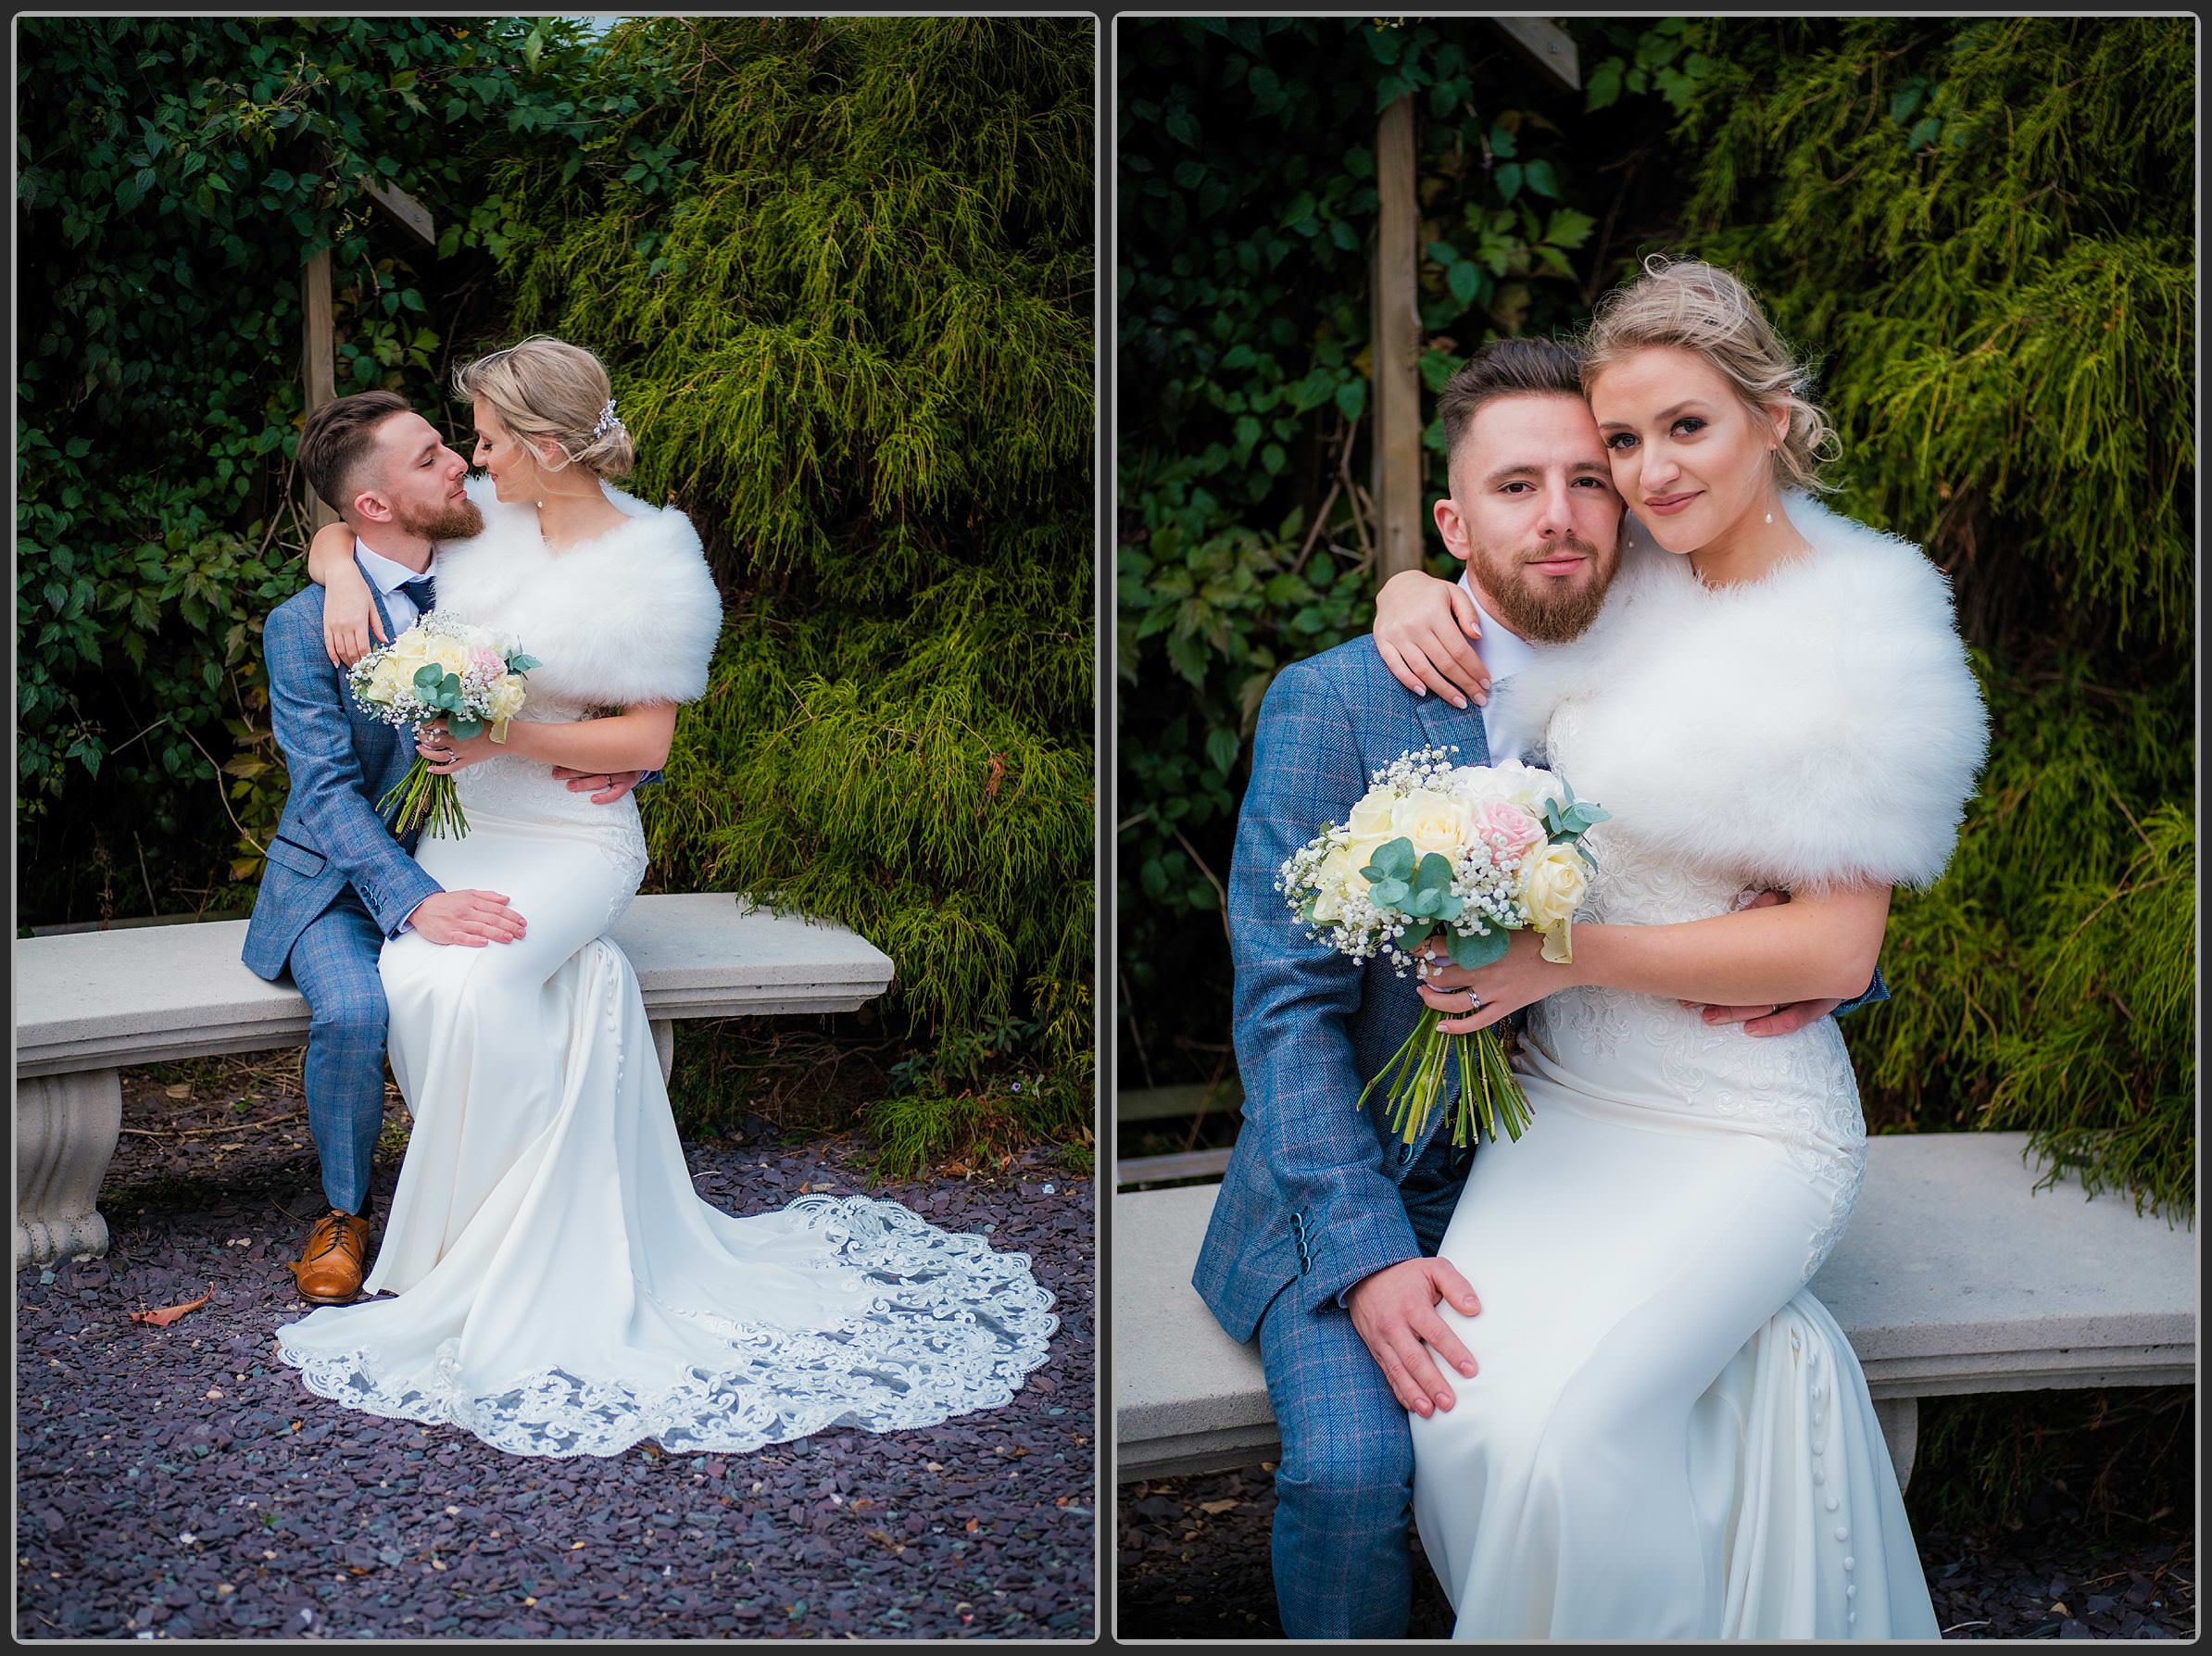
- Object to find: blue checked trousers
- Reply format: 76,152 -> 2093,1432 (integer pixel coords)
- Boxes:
1256,1130 -> 1468,1639
284,891 -> 391,1216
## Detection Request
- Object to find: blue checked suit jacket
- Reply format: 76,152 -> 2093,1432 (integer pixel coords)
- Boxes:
1192,635 -> 1887,1345
242,559 -> 443,980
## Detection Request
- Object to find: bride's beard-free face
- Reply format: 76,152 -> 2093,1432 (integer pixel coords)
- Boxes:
1436,394 -> 1625,645
471,398 -> 554,506
1589,345 -> 1791,560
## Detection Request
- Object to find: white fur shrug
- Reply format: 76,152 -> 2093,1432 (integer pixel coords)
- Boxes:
1489,493 -> 1990,895
432,472 -> 723,708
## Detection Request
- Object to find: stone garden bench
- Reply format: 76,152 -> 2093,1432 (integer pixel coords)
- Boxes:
1113,1132 -> 2195,1490
15,894 -> 895,1269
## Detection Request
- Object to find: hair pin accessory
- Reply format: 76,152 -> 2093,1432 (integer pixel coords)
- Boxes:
592,397 -> 621,439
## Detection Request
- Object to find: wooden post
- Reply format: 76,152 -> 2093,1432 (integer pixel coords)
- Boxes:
301,249 -> 338,530
1371,93 -> 1423,585
298,179 -> 436,533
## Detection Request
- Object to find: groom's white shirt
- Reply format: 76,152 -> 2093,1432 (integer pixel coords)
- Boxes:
352,537 -> 438,634
1457,571 -> 1536,763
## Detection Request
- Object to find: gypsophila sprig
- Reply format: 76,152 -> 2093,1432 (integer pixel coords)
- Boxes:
347,614 -> 541,839
1276,746 -> 1610,1148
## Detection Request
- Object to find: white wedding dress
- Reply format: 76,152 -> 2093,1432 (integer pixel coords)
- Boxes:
1409,498 -> 1987,1638
276,478 -> 1057,1456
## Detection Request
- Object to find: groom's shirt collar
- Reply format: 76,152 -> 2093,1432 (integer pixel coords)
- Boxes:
351,537 -> 437,594
1456,571 -> 1538,763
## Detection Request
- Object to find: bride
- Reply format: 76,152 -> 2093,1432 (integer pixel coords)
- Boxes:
1369,260 -> 1985,1637
275,335 -> 1056,1457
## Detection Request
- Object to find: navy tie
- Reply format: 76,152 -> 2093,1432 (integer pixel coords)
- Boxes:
398,572 -> 435,614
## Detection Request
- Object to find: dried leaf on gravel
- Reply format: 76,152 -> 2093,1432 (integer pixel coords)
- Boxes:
128,1290 -> 209,1327
1198,1499 -> 1239,1515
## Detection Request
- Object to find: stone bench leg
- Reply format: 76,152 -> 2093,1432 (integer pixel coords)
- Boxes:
16,1070 -> 122,1270
1873,1395 -> 1919,1491
650,1020 -> 676,1085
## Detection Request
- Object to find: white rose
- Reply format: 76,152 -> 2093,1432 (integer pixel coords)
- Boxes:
366,654 -> 416,705
1493,759 -> 1570,816
422,634 -> 473,677
486,676 -> 528,722
1389,789 -> 1476,862
1519,840 -> 1590,931
1309,845 -> 1354,924
1346,785 -> 1398,839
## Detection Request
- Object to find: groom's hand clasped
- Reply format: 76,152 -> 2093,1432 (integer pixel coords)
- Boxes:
1346,1256 -> 1482,1418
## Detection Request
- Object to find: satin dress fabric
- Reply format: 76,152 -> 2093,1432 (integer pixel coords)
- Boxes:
275,708 -> 1056,1457
1408,830 -> 1939,1639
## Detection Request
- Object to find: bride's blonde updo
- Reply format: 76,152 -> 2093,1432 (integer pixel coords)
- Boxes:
1581,257 -> 1838,492
452,334 -> 635,481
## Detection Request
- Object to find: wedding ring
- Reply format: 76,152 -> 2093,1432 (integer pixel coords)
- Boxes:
1467,991 -> 1483,1011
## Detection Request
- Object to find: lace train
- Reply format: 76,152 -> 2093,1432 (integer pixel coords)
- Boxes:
278,1196 -> 1059,1459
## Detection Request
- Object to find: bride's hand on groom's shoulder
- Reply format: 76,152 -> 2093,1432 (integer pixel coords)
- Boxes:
1419,930 -> 1556,1034
1346,1257 -> 1482,1419
1373,570 -> 1489,709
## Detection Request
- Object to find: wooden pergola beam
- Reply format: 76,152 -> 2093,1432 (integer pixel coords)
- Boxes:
1486,18 -> 1580,93
301,178 -> 436,531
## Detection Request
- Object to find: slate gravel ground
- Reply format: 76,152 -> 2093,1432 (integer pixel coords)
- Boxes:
17,1069 -> 1096,1640
1117,1465 -> 2195,1639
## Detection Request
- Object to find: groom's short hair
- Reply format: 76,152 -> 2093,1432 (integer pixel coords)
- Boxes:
298,390 -> 412,518
1437,338 -> 1584,463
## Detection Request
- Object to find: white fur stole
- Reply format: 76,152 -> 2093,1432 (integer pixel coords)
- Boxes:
1489,494 -> 1990,894
431,473 -> 723,707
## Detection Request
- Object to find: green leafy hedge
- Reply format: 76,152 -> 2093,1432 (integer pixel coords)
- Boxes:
475,17 -> 1097,1138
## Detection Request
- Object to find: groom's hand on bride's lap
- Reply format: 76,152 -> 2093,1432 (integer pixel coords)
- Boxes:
1346,1257 -> 1482,1418
405,890 -> 526,947
551,766 -> 646,805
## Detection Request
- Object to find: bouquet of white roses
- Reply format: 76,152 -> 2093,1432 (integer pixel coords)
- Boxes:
348,614 -> 539,839
1277,746 -> 1608,1148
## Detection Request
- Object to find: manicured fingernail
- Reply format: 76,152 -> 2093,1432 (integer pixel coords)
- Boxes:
1414,685 -> 1427,696
1450,696 -> 1466,709
1475,692 -> 1489,706
1460,1361 -> 1476,1375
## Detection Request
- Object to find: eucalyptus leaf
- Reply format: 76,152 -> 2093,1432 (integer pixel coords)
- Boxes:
1448,925 -> 1510,970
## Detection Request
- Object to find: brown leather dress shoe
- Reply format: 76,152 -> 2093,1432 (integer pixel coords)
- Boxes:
292,1209 -> 371,1304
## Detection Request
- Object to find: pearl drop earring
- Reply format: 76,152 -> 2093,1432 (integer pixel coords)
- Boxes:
1765,511 -> 1774,524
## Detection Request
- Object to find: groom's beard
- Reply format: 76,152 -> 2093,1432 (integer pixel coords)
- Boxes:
394,496 -> 484,543
1472,533 -> 1615,644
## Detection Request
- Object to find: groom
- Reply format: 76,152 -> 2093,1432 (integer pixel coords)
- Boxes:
1192,338 -> 1882,1638
244,390 -> 647,1305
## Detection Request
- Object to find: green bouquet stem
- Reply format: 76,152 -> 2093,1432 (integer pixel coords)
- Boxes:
1355,1003 -> 1532,1149
375,755 -> 471,840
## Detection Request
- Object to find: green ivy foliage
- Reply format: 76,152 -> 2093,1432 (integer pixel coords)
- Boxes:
1116,17 -> 1675,1079
1663,17 -> 2195,1218
487,18 -> 1095,1100
16,17 -> 649,920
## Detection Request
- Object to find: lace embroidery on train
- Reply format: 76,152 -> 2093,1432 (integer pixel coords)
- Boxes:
275,1197 -> 1060,1458
1526,813 -> 1868,1284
